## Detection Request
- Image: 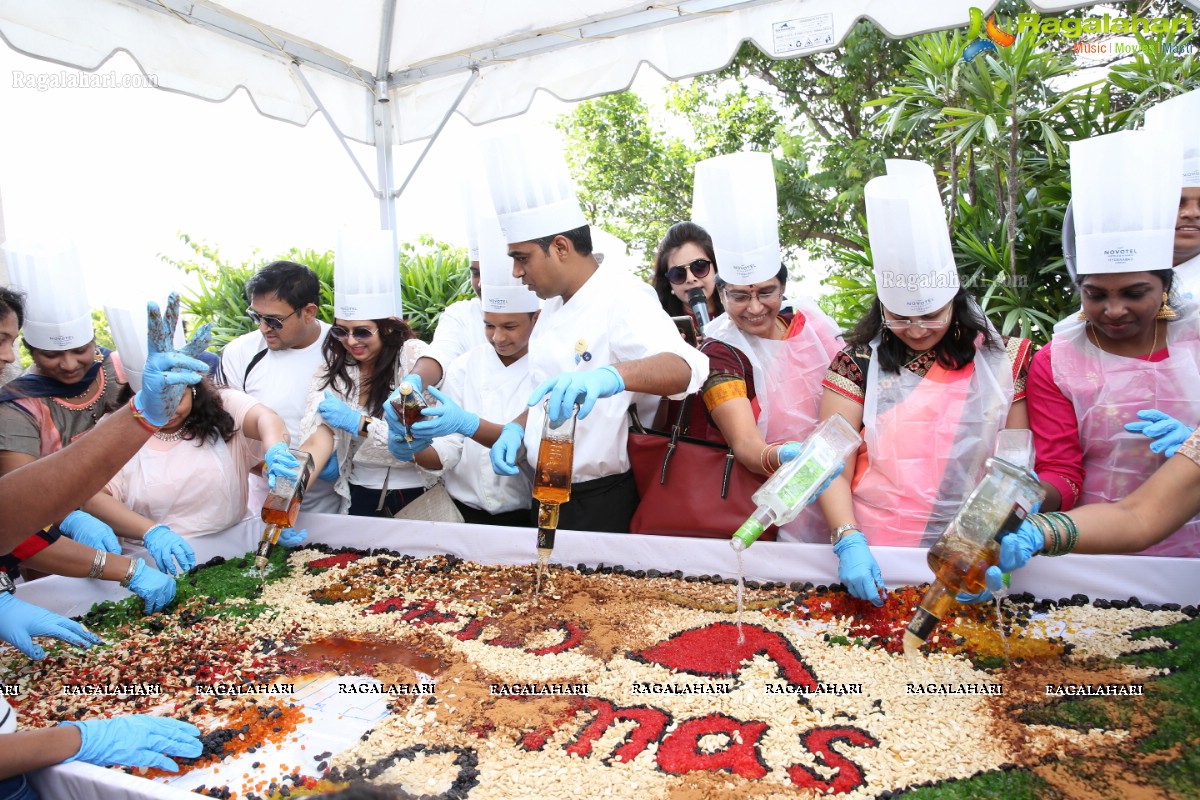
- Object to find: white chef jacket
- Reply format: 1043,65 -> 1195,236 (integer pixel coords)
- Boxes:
1177,254 -> 1200,303
423,298 -> 487,381
430,344 -> 533,514
524,267 -> 709,483
218,320 -> 340,513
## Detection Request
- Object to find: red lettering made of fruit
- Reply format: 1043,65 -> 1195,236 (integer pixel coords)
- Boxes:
631,623 -> 819,690
364,597 -> 458,625
656,714 -> 769,780
305,553 -> 363,571
552,699 -> 672,763
453,617 -> 586,656
787,726 -> 878,795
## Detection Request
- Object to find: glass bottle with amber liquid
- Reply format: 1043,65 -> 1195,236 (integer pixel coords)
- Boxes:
255,449 -> 314,572
391,381 -> 428,442
532,400 -> 577,573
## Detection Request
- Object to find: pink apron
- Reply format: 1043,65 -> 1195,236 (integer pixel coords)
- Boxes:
1051,303 -> 1200,556
855,331 -> 1013,547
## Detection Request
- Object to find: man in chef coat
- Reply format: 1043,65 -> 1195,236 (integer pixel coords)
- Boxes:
483,131 -> 709,533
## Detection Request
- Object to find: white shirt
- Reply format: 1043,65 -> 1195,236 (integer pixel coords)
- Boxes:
1177,254 -> 1200,303
423,298 -> 487,381
523,266 -> 709,483
430,344 -> 533,514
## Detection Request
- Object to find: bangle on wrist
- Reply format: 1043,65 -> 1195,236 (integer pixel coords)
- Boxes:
87,549 -> 107,580
759,444 -> 779,475
831,523 -> 859,546
128,397 -> 160,433
120,559 -> 138,588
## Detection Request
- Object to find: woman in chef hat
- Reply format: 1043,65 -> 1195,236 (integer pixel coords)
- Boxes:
298,230 -> 436,516
681,152 -> 843,543
1028,128 -> 1200,556
817,160 -> 1034,605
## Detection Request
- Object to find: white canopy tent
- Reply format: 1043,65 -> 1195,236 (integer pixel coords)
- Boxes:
2,0 -> 1195,230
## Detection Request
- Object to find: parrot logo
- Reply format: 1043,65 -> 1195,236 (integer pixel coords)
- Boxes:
963,7 -> 1016,61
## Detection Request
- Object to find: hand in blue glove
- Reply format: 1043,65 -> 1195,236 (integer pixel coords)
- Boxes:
491,422 -> 525,477
59,510 -> 120,555
528,365 -> 625,427
0,593 -> 102,660
997,518 -> 1046,573
126,558 -> 176,614
134,294 -> 211,427
142,525 -> 195,576
1125,409 -> 1197,458
317,454 -> 340,483
263,442 -> 301,490
957,566 -> 1009,604
833,532 -> 885,607
62,716 -> 202,772
388,434 -> 433,462
278,527 -> 308,548
412,385 -> 480,439
318,390 -> 363,436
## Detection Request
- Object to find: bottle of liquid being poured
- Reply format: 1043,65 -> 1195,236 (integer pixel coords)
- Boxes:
903,439 -> 1043,656
532,400 -> 578,565
255,449 -> 314,572
391,381 -> 429,442
730,413 -> 862,552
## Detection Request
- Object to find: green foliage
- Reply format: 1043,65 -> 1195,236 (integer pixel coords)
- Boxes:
890,768 -> 1052,800
170,232 -> 470,347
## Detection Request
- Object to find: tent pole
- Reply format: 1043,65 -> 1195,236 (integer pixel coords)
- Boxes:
288,63 -> 379,198
394,68 -> 480,199
375,0 -> 399,233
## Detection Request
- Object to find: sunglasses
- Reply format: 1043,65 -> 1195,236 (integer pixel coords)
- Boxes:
247,308 -> 301,331
329,325 -> 379,342
666,258 -> 713,285
881,308 -> 952,331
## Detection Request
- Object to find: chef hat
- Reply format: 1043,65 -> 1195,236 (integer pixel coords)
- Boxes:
478,208 -> 540,314
334,229 -> 403,320
1145,90 -> 1200,188
865,159 -> 959,316
1069,130 -> 1181,275
482,130 -> 587,245
105,297 -> 185,392
692,152 -> 781,285
3,238 -> 94,350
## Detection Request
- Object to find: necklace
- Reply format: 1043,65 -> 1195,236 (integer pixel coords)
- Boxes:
1088,321 -> 1159,359
154,427 -> 187,442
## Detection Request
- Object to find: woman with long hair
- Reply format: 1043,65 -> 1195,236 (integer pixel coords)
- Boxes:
651,221 -> 725,325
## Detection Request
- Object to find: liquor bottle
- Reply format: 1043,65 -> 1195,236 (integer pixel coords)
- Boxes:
532,401 -> 578,559
730,413 -> 861,551
255,449 -> 314,571
391,381 -> 428,442
903,448 -> 1044,655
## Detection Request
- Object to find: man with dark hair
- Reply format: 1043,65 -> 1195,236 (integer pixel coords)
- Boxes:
218,260 -> 339,512
0,287 -> 24,387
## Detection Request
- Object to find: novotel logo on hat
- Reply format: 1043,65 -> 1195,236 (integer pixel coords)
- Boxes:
730,263 -> 757,280
341,305 -> 357,315
49,334 -> 76,346
1103,248 -> 1137,256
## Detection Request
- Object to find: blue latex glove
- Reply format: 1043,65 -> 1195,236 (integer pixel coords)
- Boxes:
142,525 -> 195,576
133,294 -> 211,427
0,593 -> 102,660
833,532 -> 885,607
318,390 -> 363,436
957,567 -> 1008,604
997,518 -> 1046,573
388,434 -> 433,462
491,422 -> 525,477
126,558 -> 176,614
263,442 -> 301,489
278,528 -> 308,548
528,365 -> 625,427
318,455 -> 340,483
59,510 -> 120,555
62,716 -> 203,772
1125,409 -> 1196,458
412,385 -> 480,439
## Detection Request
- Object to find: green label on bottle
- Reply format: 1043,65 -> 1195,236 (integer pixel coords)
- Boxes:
775,456 -> 826,508
733,518 -> 766,548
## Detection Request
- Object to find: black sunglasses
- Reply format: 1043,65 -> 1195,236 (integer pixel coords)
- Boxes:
666,258 -> 713,285
247,308 -> 301,331
329,325 -> 379,342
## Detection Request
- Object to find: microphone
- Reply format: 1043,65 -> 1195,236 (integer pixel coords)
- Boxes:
687,287 -> 711,333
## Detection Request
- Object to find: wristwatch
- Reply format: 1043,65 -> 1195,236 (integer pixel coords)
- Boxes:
830,523 -> 860,546
0,571 -> 15,594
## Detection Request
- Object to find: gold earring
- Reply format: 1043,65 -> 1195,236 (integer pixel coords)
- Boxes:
1156,292 -> 1178,321
1076,309 -> 1088,320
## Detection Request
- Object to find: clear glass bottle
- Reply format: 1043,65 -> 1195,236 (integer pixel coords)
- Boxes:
255,449 -> 314,571
903,455 -> 1044,655
532,401 -> 578,558
391,381 -> 428,442
730,413 -> 862,551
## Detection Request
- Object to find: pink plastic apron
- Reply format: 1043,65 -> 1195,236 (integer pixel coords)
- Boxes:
1050,304 -> 1200,556
122,434 -> 247,537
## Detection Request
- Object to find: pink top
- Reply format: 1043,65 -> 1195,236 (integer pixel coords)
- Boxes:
1027,340 -> 1169,511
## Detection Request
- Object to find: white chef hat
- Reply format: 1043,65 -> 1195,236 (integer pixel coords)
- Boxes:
3,237 -> 94,350
104,297 -> 185,392
1145,90 -> 1200,188
334,229 -> 403,320
692,152 -> 781,286
865,159 -> 959,316
1069,130 -> 1181,275
481,130 -> 587,245
478,208 -> 540,314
